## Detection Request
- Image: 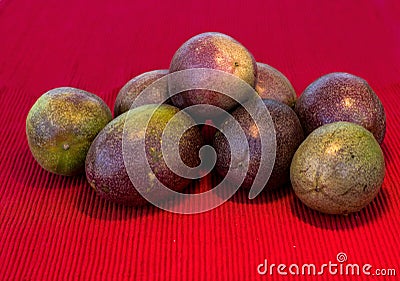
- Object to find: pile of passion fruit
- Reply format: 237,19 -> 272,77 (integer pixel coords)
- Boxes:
26,32 -> 386,215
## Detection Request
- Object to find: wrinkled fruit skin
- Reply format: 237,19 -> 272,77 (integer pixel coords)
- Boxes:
85,104 -> 203,206
290,122 -> 385,215
295,72 -> 386,144
214,99 -> 304,190
169,32 -> 257,119
114,69 -> 169,117
26,87 -> 112,176
255,62 -> 297,107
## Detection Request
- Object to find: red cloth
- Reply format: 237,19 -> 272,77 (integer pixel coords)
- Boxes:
0,0 -> 399,280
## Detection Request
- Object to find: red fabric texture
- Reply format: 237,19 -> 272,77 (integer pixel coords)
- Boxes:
0,0 -> 399,280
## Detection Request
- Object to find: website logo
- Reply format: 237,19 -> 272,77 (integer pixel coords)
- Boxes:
257,252 -> 397,277
122,68 -> 276,214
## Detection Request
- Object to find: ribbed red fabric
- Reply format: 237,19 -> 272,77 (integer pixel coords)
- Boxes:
0,0 -> 399,280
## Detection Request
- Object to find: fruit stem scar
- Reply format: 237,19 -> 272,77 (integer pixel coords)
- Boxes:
63,143 -> 70,150
234,62 -> 239,67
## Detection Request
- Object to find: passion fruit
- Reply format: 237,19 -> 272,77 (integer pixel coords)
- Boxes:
290,122 -> 385,215
26,87 -> 112,176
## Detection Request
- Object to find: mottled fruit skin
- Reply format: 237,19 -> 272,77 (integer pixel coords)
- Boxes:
214,99 -> 304,190
169,32 -> 257,119
255,62 -> 297,107
295,72 -> 386,143
26,87 -> 112,176
85,104 -> 203,206
114,69 -> 169,117
290,122 -> 385,215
